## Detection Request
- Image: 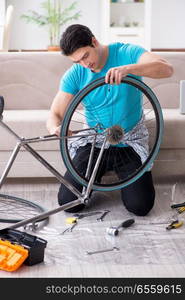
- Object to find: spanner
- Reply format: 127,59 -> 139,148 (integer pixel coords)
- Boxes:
74,211 -> 102,219
96,210 -> 110,221
86,246 -> 119,255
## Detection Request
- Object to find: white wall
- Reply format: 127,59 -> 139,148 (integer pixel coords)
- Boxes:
0,0 -> 5,48
6,0 -> 101,50
4,0 -> 185,50
150,0 -> 185,48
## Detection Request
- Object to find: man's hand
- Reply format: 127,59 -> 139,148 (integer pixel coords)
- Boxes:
49,126 -> 73,137
105,66 -> 129,85
46,91 -> 74,137
105,52 -> 173,84
49,125 -> 61,137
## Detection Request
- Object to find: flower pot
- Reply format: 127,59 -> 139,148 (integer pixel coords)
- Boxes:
47,45 -> 60,52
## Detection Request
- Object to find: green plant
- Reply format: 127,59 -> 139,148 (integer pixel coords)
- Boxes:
21,0 -> 81,47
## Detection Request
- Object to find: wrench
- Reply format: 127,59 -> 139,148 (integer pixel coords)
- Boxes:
86,246 -> 119,255
60,222 -> 77,235
96,210 -> 110,222
74,211 -> 102,219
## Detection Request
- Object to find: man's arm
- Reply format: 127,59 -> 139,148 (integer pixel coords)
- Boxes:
105,51 -> 174,85
46,91 -> 74,136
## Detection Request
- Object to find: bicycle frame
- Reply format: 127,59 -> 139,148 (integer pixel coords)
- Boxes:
0,73 -> 164,229
0,116 -> 107,230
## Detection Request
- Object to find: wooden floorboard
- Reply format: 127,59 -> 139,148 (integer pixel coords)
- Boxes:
0,177 -> 185,278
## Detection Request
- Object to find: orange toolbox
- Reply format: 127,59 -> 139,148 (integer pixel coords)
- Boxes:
0,228 -> 47,272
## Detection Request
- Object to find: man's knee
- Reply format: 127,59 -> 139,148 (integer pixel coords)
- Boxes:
126,203 -> 154,216
124,190 -> 155,216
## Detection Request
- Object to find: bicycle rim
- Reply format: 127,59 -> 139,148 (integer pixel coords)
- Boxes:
60,76 -> 164,191
0,193 -> 49,230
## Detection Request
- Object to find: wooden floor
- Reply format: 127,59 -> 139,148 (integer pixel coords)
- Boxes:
0,176 -> 185,278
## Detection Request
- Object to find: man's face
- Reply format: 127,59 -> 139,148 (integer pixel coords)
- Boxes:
69,39 -> 100,72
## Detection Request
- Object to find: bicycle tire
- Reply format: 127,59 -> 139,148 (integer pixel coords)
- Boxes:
0,193 -> 49,229
60,75 -> 164,191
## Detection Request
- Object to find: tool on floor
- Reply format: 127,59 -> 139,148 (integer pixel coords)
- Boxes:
61,215 -> 80,234
166,220 -> 184,230
96,210 -> 110,222
66,217 -> 78,224
72,210 -> 110,222
171,201 -> 185,209
167,201 -> 185,230
61,222 -> 77,235
106,218 -> 135,236
177,206 -> 185,214
73,210 -> 105,220
86,246 -> 119,255
63,210 -> 111,234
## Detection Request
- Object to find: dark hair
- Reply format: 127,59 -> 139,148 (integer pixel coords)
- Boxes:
60,24 -> 94,56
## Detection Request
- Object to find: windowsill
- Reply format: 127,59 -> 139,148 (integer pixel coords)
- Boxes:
8,49 -> 49,52
151,48 -> 185,52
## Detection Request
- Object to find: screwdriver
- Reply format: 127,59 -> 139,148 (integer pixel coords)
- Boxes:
171,202 -> 185,209
66,211 -> 103,224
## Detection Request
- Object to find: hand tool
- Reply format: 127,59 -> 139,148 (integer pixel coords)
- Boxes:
73,211 -> 103,220
63,210 -> 110,235
96,210 -> 110,222
171,201 -> 185,209
66,217 -> 78,224
86,246 -> 119,255
60,222 -> 77,235
106,218 -> 135,236
177,206 -> 185,214
73,210 -> 110,221
166,220 -> 184,230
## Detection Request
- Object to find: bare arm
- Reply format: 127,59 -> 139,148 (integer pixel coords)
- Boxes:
46,91 -> 74,136
105,52 -> 174,85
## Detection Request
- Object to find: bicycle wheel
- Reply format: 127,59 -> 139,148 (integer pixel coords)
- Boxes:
60,75 -> 163,191
0,193 -> 49,230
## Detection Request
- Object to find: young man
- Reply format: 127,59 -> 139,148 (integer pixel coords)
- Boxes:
46,24 -> 173,215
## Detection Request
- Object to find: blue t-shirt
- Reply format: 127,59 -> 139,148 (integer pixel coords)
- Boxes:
60,42 -> 146,136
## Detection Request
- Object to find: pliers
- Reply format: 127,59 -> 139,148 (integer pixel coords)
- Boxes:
166,220 -> 184,230
171,203 -> 185,214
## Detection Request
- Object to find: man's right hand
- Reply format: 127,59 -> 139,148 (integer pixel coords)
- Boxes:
49,126 -> 73,137
49,126 -> 61,137
46,91 -> 74,138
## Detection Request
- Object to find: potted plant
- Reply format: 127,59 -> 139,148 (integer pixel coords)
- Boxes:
21,0 -> 81,51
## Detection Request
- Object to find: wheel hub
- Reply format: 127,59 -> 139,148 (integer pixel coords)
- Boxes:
107,125 -> 124,145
